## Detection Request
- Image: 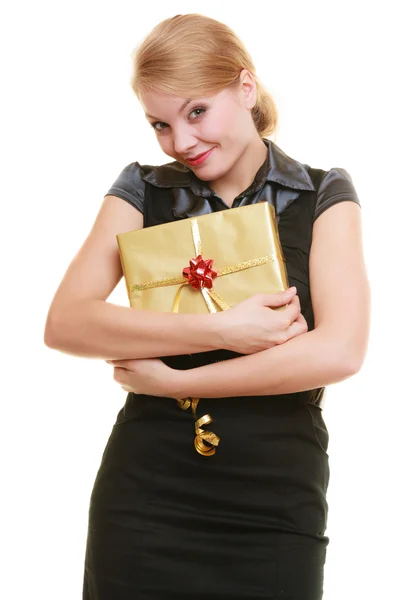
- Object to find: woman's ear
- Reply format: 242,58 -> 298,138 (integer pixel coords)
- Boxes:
239,68 -> 257,110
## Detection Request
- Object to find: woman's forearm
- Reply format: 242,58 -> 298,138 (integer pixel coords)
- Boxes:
44,299 -> 223,360
173,326 -> 364,398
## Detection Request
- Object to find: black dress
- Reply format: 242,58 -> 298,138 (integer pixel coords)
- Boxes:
82,139 -> 360,599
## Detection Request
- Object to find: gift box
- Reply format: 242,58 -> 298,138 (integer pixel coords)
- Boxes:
116,201 -> 289,458
116,201 -> 289,315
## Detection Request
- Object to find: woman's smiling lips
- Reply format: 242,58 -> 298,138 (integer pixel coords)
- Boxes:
186,147 -> 216,166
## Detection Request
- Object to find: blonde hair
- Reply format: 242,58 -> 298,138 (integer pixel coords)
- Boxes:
130,14 -> 278,138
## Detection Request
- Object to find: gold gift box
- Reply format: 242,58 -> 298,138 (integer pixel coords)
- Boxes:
116,201 -> 289,314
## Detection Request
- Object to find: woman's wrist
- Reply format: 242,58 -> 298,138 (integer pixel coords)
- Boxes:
207,311 -> 232,351
166,368 -> 190,400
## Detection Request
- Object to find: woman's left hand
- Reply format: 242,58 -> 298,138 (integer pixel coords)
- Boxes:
106,358 -> 181,398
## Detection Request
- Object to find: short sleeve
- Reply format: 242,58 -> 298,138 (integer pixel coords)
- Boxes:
104,161 -> 145,214
314,167 -> 360,222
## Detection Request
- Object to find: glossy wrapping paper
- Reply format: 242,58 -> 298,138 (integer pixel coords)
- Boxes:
116,201 -> 289,457
116,201 -> 289,314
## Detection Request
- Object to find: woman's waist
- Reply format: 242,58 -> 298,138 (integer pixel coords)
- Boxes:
160,348 -> 241,369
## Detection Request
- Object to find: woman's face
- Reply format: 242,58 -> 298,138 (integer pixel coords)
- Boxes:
139,70 -> 257,180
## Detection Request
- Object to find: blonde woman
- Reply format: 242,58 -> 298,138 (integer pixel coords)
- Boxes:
44,13 -> 370,600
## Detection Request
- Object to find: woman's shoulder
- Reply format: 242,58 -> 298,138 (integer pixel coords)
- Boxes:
308,164 -> 361,223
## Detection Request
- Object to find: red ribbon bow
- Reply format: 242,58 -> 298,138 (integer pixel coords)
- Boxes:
182,254 -> 217,290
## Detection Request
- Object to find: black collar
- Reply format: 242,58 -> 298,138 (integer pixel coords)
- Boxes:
142,138 -> 316,196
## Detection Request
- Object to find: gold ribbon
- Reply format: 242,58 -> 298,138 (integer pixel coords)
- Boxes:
176,397 -> 219,457
129,218 -> 279,457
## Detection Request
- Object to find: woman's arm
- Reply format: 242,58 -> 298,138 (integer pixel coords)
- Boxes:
171,201 -> 371,398
44,195 -> 301,360
44,196 -> 226,359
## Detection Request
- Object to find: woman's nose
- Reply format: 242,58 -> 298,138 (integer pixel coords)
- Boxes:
173,129 -> 199,157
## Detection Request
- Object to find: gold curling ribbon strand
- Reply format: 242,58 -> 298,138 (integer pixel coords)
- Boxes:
187,219 -> 224,455
194,436 -> 217,457
176,396 -> 220,456
191,399 -> 220,457
200,287 -> 217,313
187,216 -> 269,453
176,398 -> 192,411
173,285 -> 229,315
206,289 -> 231,311
172,283 -> 189,313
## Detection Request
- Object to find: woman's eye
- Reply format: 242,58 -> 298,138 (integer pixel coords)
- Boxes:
189,107 -> 206,119
150,107 -> 206,133
151,121 -> 167,132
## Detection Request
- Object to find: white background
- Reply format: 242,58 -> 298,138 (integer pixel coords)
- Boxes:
2,1 -> 399,598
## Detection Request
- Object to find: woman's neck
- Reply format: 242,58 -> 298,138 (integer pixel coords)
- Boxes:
208,137 -> 268,206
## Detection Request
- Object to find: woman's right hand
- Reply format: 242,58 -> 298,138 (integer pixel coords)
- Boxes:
216,287 -> 308,355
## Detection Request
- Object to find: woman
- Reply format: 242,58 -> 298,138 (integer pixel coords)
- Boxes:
44,13 -> 370,600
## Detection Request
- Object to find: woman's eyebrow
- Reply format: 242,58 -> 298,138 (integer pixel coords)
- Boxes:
145,98 -> 193,120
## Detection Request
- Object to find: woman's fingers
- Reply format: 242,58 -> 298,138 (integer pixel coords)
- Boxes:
286,313 -> 308,338
106,358 -> 136,368
280,294 -> 301,324
258,287 -> 297,307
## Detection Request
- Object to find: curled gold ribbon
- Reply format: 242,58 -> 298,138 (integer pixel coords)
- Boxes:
176,397 -> 220,457
130,218 -> 280,457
